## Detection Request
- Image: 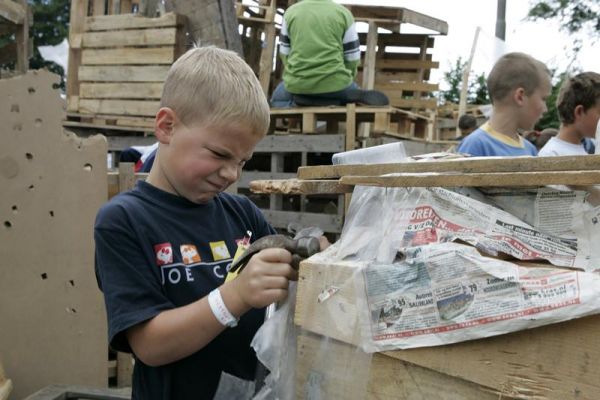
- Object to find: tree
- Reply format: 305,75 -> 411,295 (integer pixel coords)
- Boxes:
528,1 -> 600,35
528,1 -> 599,56
0,0 -> 70,88
438,57 -> 490,106
535,71 -> 567,131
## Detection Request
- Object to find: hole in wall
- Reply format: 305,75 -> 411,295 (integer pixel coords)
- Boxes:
28,87 -> 35,94
52,83 -> 60,90
10,104 -> 19,113
84,163 -> 93,172
12,205 -> 18,213
34,118 -> 43,127
4,221 -> 12,228
41,273 -> 48,280
26,153 -> 33,160
49,210 -> 54,217
69,280 -> 75,287
28,184 -> 35,191
66,307 -> 78,314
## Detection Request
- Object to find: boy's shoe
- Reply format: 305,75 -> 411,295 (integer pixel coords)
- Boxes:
345,89 -> 389,106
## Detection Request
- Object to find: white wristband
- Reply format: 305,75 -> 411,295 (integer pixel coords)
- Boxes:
208,288 -> 238,328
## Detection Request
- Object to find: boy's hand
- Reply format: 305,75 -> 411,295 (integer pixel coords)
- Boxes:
228,248 -> 297,309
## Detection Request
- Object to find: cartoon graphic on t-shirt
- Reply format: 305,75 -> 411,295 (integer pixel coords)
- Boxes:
180,244 -> 201,264
209,241 -> 231,261
154,243 -> 173,266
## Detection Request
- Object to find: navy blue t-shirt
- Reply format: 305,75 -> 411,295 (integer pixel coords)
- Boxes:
94,181 -> 276,400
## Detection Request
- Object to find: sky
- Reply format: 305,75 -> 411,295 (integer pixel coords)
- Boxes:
337,0 -> 599,88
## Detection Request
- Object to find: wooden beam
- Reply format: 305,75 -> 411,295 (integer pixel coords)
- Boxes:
85,12 -> 183,31
390,98 -> 437,109
66,0 -> 89,111
376,81 -> 439,92
340,171 -> 600,188
79,82 -> 163,99
79,99 -> 159,116
0,0 -> 25,24
359,33 -> 434,48
297,155 -> 600,180
78,65 -> 170,82
362,21 -> 378,90
81,27 -> 177,47
15,0 -> 28,73
398,8 -> 448,35
249,179 -> 352,194
82,47 -> 176,65
375,59 -> 439,70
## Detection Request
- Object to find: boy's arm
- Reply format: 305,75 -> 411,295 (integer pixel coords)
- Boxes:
126,248 -> 297,367
343,21 -> 360,80
279,16 -> 291,68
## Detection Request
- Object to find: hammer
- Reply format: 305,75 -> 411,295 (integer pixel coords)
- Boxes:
229,234 -> 321,274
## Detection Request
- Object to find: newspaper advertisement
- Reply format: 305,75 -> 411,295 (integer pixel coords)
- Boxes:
360,242 -> 600,352
341,186 -> 600,272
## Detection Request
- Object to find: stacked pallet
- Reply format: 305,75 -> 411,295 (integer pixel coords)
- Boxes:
65,12 -> 186,132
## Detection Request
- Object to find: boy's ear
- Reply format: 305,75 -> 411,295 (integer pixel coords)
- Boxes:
155,107 -> 177,144
573,104 -> 585,120
513,87 -> 526,106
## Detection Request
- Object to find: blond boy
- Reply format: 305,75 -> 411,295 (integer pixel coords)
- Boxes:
95,47 -> 297,399
539,72 -> 600,156
458,52 -> 551,156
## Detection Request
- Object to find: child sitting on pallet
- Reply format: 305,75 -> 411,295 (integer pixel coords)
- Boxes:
539,72 -> 600,156
270,0 -> 388,108
95,46 -> 303,400
457,52 -> 551,157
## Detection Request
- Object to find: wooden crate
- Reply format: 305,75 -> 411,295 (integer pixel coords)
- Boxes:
241,134 -> 346,235
66,12 -> 186,130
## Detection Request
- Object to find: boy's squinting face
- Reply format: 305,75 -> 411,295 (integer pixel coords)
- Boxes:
519,78 -> 551,130
160,121 -> 262,204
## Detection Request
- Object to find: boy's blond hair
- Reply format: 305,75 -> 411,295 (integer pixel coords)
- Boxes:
557,72 -> 600,124
487,52 -> 550,104
160,46 -> 270,135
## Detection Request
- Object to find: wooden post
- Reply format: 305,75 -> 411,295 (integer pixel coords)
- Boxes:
116,352 -> 134,387
457,26 -> 481,137
118,162 -> 136,192
361,21 -> 378,90
67,0 -> 89,112
15,0 -> 29,74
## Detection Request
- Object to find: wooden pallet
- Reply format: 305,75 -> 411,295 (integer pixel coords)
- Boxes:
347,4 -> 447,115
270,105 -> 435,143
68,12 -> 185,124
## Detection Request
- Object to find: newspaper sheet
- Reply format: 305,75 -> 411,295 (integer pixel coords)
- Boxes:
360,242 -> 600,351
339,186 -> 600,272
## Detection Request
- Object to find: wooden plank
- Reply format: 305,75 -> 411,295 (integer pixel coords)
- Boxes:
358,33 -> 434,48
238,172 -> 297,189
0,0 -> 25,24
302,112 -> 317,133
15,0 -> 27,74
390,98 -> 437,109
258,22 -> 276,94
269,106 -> 394,116
376,59 -> 439,70
79,99 -> 159,116
66,0 -> 89,111
296,332 -> 501,400
116,352 -> 134,387
345,103 -> 356,151
399,7 -> 448,35
376,81 -> 438,92
92,0 -> 105,15
82,27 -> 177,47
118,162 -> 137,192
249,179 -> 352,195
362,21 -> 378,90
78,65 -> 170,82
255,134 -> 345,153
341,171 -> 600,188
298,155 -> 600,180
85,12 -> 182,31
80,82 -> 163,99
82,47 -> 175,65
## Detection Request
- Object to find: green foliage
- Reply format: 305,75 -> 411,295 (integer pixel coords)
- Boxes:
528,0 -> 600,35
0,0 -> 70,88
535,71 -> 568,131
438,57 -> 490,105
